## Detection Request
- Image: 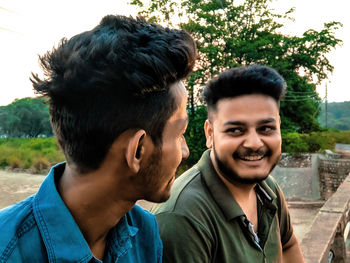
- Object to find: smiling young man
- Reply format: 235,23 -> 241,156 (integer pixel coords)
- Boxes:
0,15 -> 196,262
152,65 -> 305,262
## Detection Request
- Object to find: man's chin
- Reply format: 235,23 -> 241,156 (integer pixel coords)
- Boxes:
223,172 -> 268,185
146,194 -> 170,204
144,188 -> 172,203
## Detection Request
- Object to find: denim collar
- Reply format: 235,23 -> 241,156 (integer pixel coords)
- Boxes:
33,163 -> 138,262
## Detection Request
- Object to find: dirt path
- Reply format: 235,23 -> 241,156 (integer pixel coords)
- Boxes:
0,170 -> 45,209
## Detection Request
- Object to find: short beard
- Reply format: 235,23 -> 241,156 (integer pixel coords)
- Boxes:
136,147 -> 170,203
137,147 -> 162,200
213,146 -> 278,185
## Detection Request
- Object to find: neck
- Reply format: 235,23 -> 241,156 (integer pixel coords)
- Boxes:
210,151 -> 256,199
58,164 -> 135,259
216,168 -> 258,229
217,171 -> 256,203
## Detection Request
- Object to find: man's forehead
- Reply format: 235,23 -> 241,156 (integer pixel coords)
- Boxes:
167,81 -> 188,123
170,81 -> 187,96
216,94 -> 278,110
219,93 -> 278,104
210,94 -> 280,122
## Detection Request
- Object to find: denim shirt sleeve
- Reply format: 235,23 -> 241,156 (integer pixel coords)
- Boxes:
0,197 -> 49,263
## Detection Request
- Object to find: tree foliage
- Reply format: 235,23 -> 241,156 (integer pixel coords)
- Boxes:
184,105 -> 207,167
131,0 -> 342,135
0,97 -> 53,137
318,101 -> 350,130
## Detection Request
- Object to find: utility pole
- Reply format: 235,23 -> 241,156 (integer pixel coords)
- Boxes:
325,82 -> 328,129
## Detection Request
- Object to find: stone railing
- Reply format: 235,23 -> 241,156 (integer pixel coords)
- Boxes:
301,174 -> 350,263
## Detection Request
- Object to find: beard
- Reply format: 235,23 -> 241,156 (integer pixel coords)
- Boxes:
136,147 -> 172,203
213,145 -> 279,185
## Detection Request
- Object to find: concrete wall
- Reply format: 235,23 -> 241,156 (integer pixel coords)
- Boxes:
271,154 -> 321,201
319,156 -> 350,200
271,152 -> 350,201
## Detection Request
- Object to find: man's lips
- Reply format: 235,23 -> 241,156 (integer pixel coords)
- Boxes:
234,148 -> 270,162
237,154 -> 265,161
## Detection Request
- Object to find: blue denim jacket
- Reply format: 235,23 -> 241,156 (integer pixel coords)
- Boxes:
0,163 -> 163,263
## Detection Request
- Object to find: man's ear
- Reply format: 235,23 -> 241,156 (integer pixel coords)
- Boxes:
126,129 -> 146,173
204,119 -> 213,149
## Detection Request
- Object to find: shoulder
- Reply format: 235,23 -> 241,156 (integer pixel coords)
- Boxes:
263,175 -> 283,198
152,165 -> 210,216
152,166 -> 216,239
126,205 -> 163,257
128,204 -> 157,227
0,196 -> 37,259
0,196 -> 36,239
127,204 -> 161,240
265,175 -> 280,190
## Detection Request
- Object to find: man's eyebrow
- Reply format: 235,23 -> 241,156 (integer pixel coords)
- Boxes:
176,116 -> 189,130
223,121 -> 245,126
257,118 -> 276,125
223,118 -> 276,126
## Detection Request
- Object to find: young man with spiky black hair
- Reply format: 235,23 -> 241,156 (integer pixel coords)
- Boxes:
0,15 -> 197,262
152,64 -> 305,262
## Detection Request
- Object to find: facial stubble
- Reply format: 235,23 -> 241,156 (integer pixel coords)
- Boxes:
212,143 -> 280,185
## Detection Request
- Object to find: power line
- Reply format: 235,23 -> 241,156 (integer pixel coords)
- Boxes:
286,91 -> 316,94
284,96 -> 319,99
283,98 -> 319,102
286,94 -> 318,97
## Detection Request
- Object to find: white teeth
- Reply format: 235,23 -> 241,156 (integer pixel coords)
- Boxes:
241,155 -> 264,161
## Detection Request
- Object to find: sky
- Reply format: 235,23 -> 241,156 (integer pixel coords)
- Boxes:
0,0 -> 349,106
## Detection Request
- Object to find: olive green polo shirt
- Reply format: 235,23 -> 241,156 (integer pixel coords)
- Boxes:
151,150 -> 293,263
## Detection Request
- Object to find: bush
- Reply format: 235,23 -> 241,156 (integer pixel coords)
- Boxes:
282,130 -> 350,154
32,157 -> 50,174
282,132 -> 309,154
0,137 -> 64,173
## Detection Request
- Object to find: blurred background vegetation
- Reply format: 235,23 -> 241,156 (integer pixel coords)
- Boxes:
0,97 -> 349,174
0,137 -> 64,173
0,0 -> 348,174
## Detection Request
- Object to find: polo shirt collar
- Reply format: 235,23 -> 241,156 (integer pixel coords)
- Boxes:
33,163 -> 138,262
257,180 -> 277,201
197,150 -> 277,221
197,150 -> 244,221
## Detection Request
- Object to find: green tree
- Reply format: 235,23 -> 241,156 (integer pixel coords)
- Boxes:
184,105 -> 207,168
0,97 -> 52,137
131,0 -> 342,134
318,101 -> 350,130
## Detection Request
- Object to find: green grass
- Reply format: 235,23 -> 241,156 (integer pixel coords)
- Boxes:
0,137 -> 64,173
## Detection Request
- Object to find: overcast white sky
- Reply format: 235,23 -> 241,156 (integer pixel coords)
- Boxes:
0,0 -> 349,106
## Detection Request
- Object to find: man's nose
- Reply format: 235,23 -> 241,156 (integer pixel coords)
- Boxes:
182,139 -> 190,160
242,130 -> 264,150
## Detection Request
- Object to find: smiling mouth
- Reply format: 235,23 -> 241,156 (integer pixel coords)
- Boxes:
237,154 -> 265,161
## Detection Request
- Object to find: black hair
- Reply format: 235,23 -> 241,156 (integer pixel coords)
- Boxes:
202,64 -> 286,114
31,15 -> 197,172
